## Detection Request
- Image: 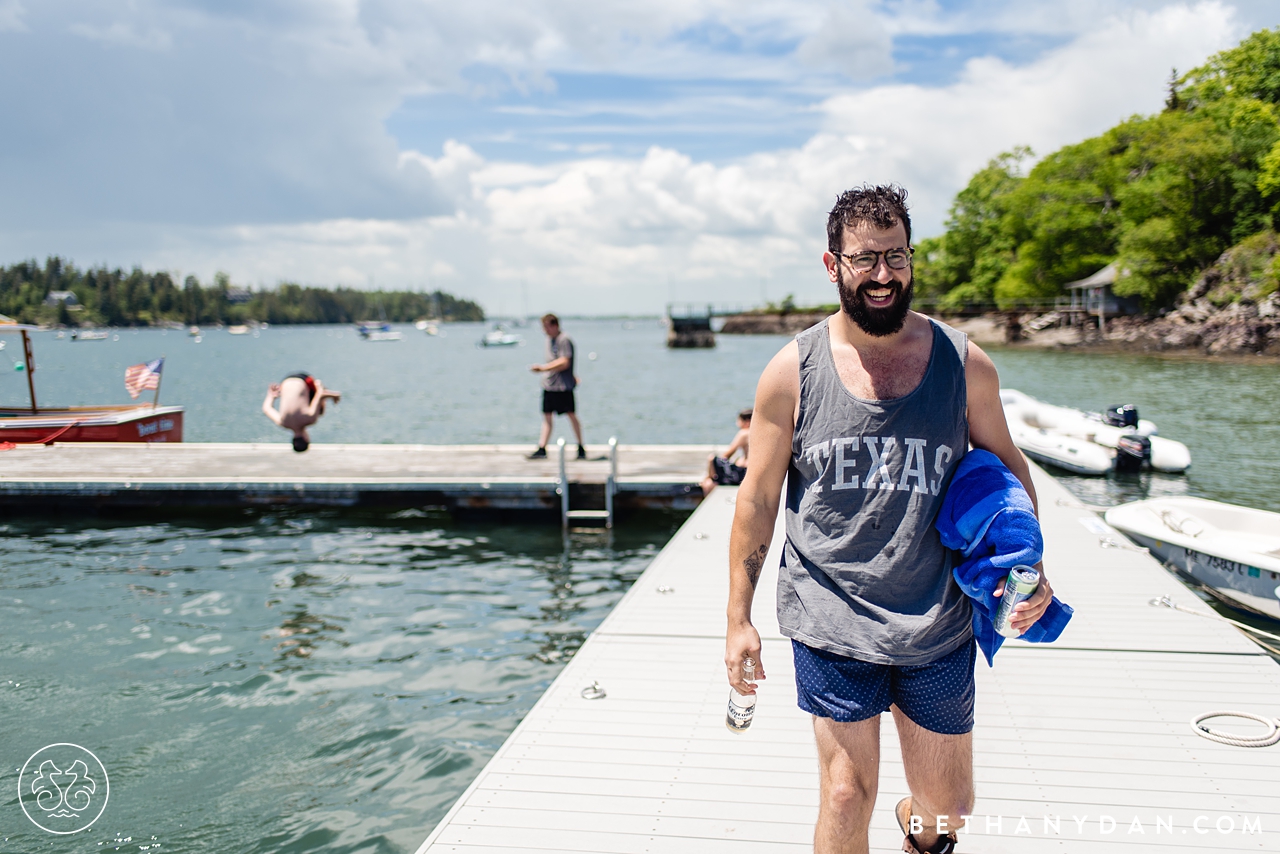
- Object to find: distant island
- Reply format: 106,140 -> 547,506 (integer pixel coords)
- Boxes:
0,258 -> 484,327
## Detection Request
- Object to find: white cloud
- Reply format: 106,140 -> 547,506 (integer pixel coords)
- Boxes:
815,1 -> 1241,230
69,21 -> 172,50
796,2 -> 894,80
0,0 -> 25,32
0,1 -> 1266,315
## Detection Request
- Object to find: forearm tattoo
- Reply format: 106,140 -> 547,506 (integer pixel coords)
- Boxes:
743,545 -> 768,588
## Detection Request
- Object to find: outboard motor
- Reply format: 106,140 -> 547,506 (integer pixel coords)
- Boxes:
1104,404 -> 1139,429
1113,434 -> 1151,473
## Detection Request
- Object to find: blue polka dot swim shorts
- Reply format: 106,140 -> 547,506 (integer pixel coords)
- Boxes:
791,637 -> 976,735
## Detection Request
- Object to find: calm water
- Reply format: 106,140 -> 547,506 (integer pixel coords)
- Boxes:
2,321 -> 1278,852
5,320 -> 1278,510
1,511 -> 681,853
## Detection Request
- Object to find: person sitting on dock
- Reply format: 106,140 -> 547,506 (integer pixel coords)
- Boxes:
528,314 -> 585,460
701,408 -> 752,495
724,184 -> 1054,854
262,373 -> 340,452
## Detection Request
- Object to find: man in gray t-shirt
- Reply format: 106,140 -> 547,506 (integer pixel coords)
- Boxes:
725,185 -> 1053,854
527,313 -> 585,460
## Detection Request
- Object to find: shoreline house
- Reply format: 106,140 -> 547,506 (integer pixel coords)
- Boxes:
43,290 -> 80,307
1059,263 -> 1142,329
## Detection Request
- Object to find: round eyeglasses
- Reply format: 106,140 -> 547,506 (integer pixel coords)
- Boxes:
836,247 -> 913,272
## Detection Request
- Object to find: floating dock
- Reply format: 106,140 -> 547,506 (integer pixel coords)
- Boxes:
0,442 -> 714,515
415,462 -> 1280,853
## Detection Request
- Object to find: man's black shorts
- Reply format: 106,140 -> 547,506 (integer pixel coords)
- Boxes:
712,456 -> 746,485
542,390 -> 575,414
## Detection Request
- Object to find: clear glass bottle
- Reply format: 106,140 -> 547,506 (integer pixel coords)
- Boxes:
725,657 -> 757,732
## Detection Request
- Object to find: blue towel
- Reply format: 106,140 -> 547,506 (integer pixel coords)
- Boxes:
936,449 -> 1073,665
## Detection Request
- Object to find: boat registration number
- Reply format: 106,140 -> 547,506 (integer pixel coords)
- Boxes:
1186,549 -> 1261,579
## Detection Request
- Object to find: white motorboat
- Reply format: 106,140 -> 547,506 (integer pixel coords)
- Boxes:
1105,497 -> 1280,621
71,329 -> 110,341
1001,389 -> 1191,475
480,325 -> 521,347
356,321 -> 402,341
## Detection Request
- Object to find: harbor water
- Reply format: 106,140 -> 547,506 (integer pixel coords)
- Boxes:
2,319 -> 1278,852
1,511 -> 681,853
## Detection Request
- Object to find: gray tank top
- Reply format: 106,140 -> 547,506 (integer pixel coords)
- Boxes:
778,317 -> 972,665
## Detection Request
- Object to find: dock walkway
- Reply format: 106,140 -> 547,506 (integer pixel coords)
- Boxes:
0,442 -> 714,513
416,463 -> 1280,853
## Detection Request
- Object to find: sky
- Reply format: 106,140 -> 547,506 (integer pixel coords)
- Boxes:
0,1 -> 1276,316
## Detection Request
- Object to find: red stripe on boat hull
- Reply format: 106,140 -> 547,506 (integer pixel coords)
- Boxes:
0,408 -> 184,444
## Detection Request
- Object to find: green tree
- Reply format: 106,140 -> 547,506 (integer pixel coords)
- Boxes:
1179,28 -> 1280,108
925,147 -> 1030,309
994,133 -> 1122,306
919,27 -> 1280,311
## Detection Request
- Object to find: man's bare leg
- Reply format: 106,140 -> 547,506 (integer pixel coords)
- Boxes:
892,705 -> 974,850
538,413 -> 554,449
566,412 -> 585,447
701,454 -> 717,496
813,715 -> 881,854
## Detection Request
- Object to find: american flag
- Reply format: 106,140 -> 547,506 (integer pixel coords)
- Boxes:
124,358 -> 164,399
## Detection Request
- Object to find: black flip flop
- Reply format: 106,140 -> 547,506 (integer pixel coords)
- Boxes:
896,797 -> 958,854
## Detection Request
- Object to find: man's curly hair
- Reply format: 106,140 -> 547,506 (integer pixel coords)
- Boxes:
826,184 -> 911,254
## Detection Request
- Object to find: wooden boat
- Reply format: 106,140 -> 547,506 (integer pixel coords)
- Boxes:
1105,497 -> 1280,621
0,318 -> 183,444
0,405 -> 183,443
1002,389 -> 1191,475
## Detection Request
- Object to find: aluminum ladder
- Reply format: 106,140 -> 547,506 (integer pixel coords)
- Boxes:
556,436 -> 617,529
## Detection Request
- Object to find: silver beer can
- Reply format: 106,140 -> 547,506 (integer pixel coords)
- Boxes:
994,566 -> 1040,638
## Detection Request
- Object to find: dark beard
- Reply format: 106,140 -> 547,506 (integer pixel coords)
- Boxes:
838,270 -> 914,337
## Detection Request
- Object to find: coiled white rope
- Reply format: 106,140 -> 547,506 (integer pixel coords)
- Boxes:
1148,597 -> 1280,747
1190,711 -> 1280,748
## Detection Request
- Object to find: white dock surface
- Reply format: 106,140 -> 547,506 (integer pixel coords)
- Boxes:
416,464 -> 1280,853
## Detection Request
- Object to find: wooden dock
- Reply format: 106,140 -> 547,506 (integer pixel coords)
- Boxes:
0,442 -> 715,514
415,462 -> 1280,853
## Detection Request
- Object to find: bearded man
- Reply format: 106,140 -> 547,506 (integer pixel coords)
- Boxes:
724,184 -> 1053,854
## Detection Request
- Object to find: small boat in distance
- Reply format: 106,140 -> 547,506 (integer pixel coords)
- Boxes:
71,329 -> 110,341
0,318 -> 183,443
479,325 -> 522,347
1001,389 -> 1190,475
1106,497 -> 1280,622
227,325 -> 250,335
357,321 -> 402,341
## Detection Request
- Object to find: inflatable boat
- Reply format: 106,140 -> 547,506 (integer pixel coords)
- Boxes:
1001,389 -> 1191,475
